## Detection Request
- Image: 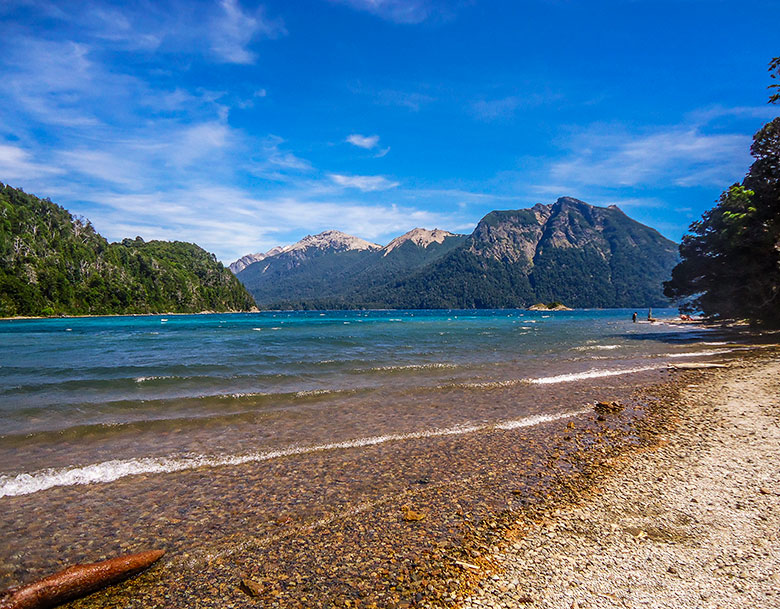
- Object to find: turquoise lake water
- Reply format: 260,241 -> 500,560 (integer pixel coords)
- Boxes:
0,307 -> 733,499
1,307 -> 754,598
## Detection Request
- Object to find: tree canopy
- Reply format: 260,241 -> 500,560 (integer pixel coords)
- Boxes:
769,56 -> 780,105
664,113 -> 779,325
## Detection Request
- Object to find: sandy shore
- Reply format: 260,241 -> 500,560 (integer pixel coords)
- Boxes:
461,352 -> 780,608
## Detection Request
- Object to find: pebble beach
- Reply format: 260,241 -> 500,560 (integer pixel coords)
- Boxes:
462,349 -> 780,609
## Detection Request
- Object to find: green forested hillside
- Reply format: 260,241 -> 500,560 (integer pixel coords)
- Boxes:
0,183 -> 255,316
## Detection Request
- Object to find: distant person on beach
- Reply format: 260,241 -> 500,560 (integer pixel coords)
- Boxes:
648,308 -> 653,321
632,312 -> 637,323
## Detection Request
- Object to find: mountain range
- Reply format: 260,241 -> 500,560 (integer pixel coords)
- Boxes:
233,197 -> 680,309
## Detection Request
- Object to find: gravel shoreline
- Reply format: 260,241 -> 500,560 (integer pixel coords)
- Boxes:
461,352 -> 780,609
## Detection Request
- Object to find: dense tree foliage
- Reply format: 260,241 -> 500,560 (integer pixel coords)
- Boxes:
664,118 -> 780,325
0,183 -> 255,317
769,56 -> 780,105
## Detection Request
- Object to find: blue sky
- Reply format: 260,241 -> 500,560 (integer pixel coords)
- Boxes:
1,0 -> 778,262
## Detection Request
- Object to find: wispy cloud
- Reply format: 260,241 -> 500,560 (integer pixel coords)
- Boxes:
346,134 -> 380,149
471,91 -> 563,121
210,0 -> 286,64
330,0 -> 435,24
329,173 -> 400,191
0,144 -> 64,181
549,124 -> 751,189
471,96 -> 522,121
249,136 -> 313,179
351,84 -> 435,111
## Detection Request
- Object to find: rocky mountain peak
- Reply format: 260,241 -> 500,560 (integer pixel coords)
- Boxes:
283,230 -> 381,255
228,246 -> 287,274
382,228 -> 456,256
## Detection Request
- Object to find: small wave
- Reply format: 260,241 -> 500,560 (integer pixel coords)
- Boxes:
365,363 -> 459,373
441,365 -> 662,391
666,349 -> 733,358
294,389 -> 335,398
573,344 -> 621,351
495,408 -> 590,430
134,376 -> 173,384
0,409 -> 585,498
224,392 -> 269,399
451,379 -> 523,390
529,365 -> 663,385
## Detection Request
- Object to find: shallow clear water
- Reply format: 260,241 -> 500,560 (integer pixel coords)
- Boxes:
0,308 -> 727,497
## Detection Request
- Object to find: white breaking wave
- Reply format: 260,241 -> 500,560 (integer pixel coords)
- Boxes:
0,410 -> 585,498
445,364 -> 663,391
134,376 -> 174,383
666,349 -> 734,358
529,365 -> 663,385
573,344 -> 621,351
367,363 -> 458,372
495,409 -> 589,430
294,389 -> 336,398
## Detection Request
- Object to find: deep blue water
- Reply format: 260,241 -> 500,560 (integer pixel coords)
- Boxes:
0,308 -> 729,497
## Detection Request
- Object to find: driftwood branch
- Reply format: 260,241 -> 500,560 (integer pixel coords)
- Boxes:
0,549 -> 165,609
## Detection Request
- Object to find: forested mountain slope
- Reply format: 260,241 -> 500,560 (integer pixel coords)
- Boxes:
0,183 -> 255,316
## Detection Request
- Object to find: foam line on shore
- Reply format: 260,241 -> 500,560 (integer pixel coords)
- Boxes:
528,365 -> 663,384
443,364 -> 665,391
665,349 -> 734,358
0,410 -> 584,498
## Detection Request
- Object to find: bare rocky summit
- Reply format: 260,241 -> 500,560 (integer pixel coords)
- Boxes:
282,230 -> 381,257
383,228 -> 456,256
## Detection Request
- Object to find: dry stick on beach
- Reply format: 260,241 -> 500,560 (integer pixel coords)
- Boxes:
0,550 -> 165,609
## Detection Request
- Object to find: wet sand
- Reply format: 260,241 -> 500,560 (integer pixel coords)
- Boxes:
1,345 -> 775,608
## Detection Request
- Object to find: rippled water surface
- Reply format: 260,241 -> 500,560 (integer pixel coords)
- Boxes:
1,308 -> 751,604
0,308 -> 729,496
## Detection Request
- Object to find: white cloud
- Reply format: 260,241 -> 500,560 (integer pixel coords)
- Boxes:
346,134 -> 380,149
687,104 -> 779,125
210,0 -> 277,64
249,136 -> 313,178
331,0 -> 434,24
549,125 -> 751,189
329,173 -> 400,191
0,144 -> 64,181
349,83 -> 435,111
471,96 -> 521,121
